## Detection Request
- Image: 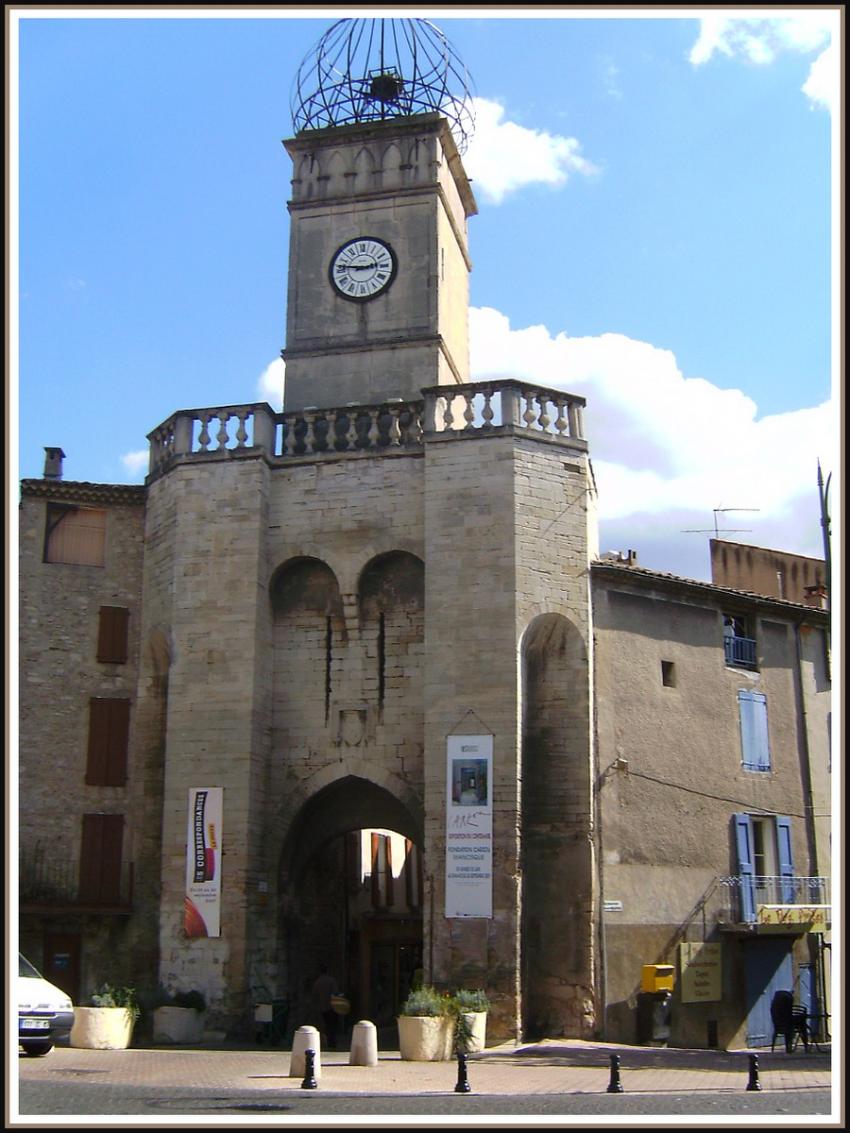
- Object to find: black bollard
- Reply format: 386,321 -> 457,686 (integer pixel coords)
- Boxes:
301,1048 -> 318,1090
607,1053 -> 624,1093
746,1052 -> 762,1092
455,1050 -> 472,1093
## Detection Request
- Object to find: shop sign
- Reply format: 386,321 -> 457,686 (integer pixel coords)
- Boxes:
757,904 -> 828,932
679,942 -> 722,1003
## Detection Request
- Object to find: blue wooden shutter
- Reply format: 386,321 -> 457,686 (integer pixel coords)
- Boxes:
775,815 -> 795,903
734,813 -> 756,921
738,689 -> 770,770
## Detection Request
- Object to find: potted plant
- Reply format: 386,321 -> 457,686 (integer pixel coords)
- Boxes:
152,989 -> 207,1044
451,988 -> 490,1054
70,983 -> 140,1049
397,985 -> 455,1061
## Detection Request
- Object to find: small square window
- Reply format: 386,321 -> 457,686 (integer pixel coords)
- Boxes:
661,660 -> 676,687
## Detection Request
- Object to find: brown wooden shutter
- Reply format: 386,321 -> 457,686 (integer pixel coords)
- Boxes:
85,698 -> 130,786
79,814 -> 124,903
97,606 -> 129,664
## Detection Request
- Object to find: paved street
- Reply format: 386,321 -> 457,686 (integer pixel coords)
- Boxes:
12,1037 -> 838,1125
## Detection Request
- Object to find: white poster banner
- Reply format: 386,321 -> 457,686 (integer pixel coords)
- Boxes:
184,787 -> 223,938
445,735 -> 493,918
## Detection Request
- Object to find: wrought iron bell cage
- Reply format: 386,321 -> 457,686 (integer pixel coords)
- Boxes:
290,18 -> 476,154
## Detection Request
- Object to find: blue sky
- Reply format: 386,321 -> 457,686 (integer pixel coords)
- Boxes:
11,7 -> 840,582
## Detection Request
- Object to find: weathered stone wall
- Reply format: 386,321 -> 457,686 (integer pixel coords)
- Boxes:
18,484 -> 151,994
139,458 -> 272,1026
422,432 -> 594,1041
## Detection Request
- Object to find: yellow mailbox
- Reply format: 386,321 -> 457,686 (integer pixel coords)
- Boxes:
641,964 -> 675,993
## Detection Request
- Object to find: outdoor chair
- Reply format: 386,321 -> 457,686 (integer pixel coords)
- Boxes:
770,990 -> 810,1053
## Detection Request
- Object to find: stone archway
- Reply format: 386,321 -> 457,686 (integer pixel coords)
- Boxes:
278,776 -> 424,1044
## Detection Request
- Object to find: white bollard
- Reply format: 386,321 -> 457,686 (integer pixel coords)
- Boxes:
349,1019 -> 379,1066
289,1025 -> 322,1079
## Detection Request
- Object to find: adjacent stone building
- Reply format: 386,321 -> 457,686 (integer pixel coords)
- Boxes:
18,18 -> 832,1050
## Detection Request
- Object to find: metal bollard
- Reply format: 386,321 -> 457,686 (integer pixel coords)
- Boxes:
607,1053 -> 624,1093
454,1050 -> 471,1093
301,1048 -> 318,1090
746,1053 -> 762,1092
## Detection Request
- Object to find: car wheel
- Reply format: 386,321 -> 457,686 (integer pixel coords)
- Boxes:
22,1042 -> 54,1057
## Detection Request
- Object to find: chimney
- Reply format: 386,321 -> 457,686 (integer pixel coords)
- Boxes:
43,447 -> 65,480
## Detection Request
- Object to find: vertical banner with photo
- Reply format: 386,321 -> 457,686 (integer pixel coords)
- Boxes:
445,735 -> 493,918
184,787 -> 223,938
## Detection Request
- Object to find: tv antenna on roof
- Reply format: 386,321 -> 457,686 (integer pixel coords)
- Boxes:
682,508 -> 760,539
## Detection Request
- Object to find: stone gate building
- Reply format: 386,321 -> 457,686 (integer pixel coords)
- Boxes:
18,18 -> 832,1051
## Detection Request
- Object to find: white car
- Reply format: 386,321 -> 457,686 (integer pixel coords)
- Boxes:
18,953 -> 74,1057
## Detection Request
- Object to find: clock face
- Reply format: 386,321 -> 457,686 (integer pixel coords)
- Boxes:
330,237 -> 397,301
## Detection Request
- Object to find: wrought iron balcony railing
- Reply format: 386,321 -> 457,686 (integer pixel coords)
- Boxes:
724,635 -> 757,668
20,851 -> 134,912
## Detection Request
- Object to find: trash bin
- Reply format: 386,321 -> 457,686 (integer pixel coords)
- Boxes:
636,990 -> 672,1045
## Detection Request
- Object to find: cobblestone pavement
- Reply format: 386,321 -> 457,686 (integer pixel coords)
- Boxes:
16,1037 -> 832,1098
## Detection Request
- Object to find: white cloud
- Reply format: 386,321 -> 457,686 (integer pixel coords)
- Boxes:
257,356 -> 285,409
463,97 -> 598,205
121,449 -> 148,478
689,14 -> 837,111
802,38 -> 838,112
470,306 -> 835,575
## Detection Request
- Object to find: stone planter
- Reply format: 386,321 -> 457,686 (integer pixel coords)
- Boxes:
152,1005 -> 206,1044
459,1011 -> 487,1053
397,1014 -> 455,1061
70,1006 -> 135,1050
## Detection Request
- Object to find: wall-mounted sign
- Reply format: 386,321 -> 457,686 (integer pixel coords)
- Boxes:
757,905 -> 829,932
603,900 -> 623,912
679,942 -> 722,1003
184,787 -> 223,938
445,735 -> 492,918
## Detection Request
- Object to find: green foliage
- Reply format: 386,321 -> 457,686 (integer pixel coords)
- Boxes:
399,985 -> 452,1017
448,988 -> 490,1054
89,983 -> 141,1023
171,989 -> 207,1012
451,988 -> 490,1013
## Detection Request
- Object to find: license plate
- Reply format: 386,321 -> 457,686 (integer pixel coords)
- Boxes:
21,1017 -> 50,1030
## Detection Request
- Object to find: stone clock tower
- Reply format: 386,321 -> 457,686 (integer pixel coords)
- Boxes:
281,30 -> 477,412
126,17 -> 596,1046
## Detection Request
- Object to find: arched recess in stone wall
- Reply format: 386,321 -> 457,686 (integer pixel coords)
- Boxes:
358,551 -> 425,728
520,612 -> 595,1040
277,774 -> 424,1036
271,556 -> 345,734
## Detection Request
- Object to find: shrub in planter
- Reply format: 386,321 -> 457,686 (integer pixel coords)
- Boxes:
397,986 -> 455,1061
152,989 -> 207,1044
70,984 -> 140,1049
451,989 -> 491,1054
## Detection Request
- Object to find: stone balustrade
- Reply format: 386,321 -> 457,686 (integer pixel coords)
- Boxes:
146,381 -> 587,481
422,380 -> 586,442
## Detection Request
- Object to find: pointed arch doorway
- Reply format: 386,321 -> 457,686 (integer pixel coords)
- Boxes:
279,776 -> 424,1043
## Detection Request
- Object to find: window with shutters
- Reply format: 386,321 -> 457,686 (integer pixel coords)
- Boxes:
733,813 -> 795,921
79,813 -> 124,904
97,606 -> 129,664
44,505 -> 106,566
85,697 -> 131,786
738,689 -> 771,771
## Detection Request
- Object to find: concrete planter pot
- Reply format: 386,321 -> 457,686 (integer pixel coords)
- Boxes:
152,1005 -> 206,1044
70,1006 -> 135,1050
397,1014 -> 455,1061
459,1011 -> 487,1053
